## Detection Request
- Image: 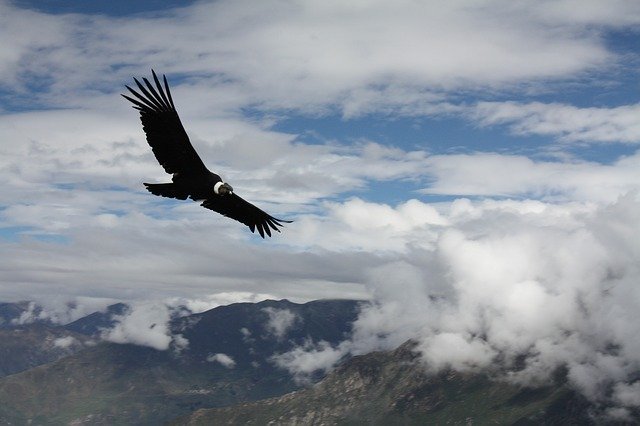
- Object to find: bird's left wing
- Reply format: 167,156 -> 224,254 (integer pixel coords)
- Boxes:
122,70 -> 209,176
201,194 -> 292,238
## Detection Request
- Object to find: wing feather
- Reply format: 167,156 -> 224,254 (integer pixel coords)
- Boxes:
201,194 -> 292,238
122,71 -> 208,175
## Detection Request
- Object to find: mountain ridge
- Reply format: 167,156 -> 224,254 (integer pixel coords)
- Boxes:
171,340 -> 600,425
0,298 -> 363,425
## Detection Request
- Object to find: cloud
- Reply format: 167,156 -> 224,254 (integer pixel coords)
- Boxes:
10,302 -> 47,325
285,198 -> 448,252
207,353 -> 236,369
271,339 -> 348,384
267,190 -> 640,409
422,151 -> 640,202
473,101 -> 640,144
312,192 -> 640,410
53,336 -> 79,349
613,382 -> 640,407
167,292 -> 280,314
101,302 -> 187,351
2,0 -> 637,114
263,307 -> 299,340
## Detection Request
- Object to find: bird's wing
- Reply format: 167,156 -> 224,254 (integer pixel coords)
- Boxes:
122,70 -> 208,176
201,194 -> 292,238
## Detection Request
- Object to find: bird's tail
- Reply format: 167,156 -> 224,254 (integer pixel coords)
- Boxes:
143,183 -> 189,200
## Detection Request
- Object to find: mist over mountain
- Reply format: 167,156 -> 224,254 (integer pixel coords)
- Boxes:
0,302 -> 94,378
0,324 -> 88,378
0,297 -> 637,424
64,303 -> 129,337
173,341 -> 606,425
0,302 -> 50,328
0,299 -> 362,425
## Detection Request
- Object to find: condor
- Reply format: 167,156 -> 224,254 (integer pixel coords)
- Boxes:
123,71 -> 291,238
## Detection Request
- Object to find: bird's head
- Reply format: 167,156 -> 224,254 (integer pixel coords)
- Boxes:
214,181 -> 234,195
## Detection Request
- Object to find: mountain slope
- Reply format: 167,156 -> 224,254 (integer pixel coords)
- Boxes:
64,303 -> 129,337
0,299 -> 362,425
0,324 -> 89,378
172,340 -> 597,425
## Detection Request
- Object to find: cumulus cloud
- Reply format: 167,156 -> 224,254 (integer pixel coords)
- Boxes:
52,336 -> 79,349
271,339 -> 348,384
101,302 -> 187,351
272,192 -> 640,411
207,353 -> 236,369
349,193 -> 640,408
263,307 -> 299,340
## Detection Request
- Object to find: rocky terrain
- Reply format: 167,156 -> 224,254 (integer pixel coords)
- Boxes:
173,341 -> 600,425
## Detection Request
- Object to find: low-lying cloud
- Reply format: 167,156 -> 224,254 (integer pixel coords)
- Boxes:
101,302 -> 188,351
263,307 -> 300,340
274,192 -> 640,413
207,353 -> 236,369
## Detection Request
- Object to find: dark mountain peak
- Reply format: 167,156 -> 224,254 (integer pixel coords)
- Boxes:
172,299 -> 362,371
64,302 -> 129,336
0,298 -> 364,425
0,301 -> 48,328
0,323 -> 90,378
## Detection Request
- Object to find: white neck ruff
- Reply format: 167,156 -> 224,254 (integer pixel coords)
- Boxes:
214,181 -> 224,195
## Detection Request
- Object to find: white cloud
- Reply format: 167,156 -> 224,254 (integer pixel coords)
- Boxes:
263,307 -> 299,340
53,336 -> 79,349
271,339 -> 347,384
418,333 -> 496,372
320,192 -> 640,409
422,151 -> 640,202
101,302 -> 187,351
286,198 -> 448,252
167,292 -> 279,314
613,382 -> 640,407
10,302 -> 46,325
474,101 -> 640,144
207,353 -> 236,369
1,0 -> 636,114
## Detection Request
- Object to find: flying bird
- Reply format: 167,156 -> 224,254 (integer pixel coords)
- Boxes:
122,71 -> 291,238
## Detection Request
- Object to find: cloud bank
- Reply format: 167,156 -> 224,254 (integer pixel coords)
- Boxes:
274,192 -> 640,414
101,302 -> 187,351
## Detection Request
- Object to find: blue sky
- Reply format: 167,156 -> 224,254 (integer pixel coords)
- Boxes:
0,0 -> 639,295
2,0 -> 640,412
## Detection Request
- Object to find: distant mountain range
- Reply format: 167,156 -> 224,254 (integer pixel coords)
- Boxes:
0,299 -> 361,424
0,299 -> 635,425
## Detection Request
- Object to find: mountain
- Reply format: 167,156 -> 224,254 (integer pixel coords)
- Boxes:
0,299 -> 362,425
175,298 -> 359,372
172,340 -> 602,426
0,324 -> 90,378
0,301 -> 46,328
64,303 -> 129,337
0,301 -> 106,378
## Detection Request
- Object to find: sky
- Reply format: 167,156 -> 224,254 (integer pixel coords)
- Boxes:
1,0 -> 640,418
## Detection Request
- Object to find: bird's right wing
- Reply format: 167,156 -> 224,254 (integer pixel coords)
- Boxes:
201,193 -> 292,238
122,70 -> 208,176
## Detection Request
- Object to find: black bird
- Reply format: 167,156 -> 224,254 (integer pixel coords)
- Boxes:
122,71 -> 291,238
